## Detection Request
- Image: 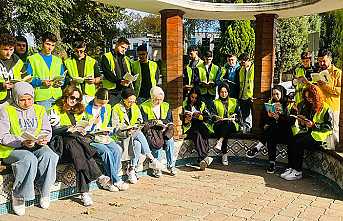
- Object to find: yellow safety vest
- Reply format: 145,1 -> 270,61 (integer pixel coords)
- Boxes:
49,105 -> 84,126
182,99 -> 213,133
102,52 -> 131,90
0,104 -> 45,158
213,98 -> 240,131
28,53 -> 63,102
239,64 -> 254,100
294,67 -> 307,104
140,99 -> 169,120
0,59 -> 24,101
132,60 -> 157,96
291,103 -> 333,142
186,59 -> 204,86
112,103 -> 140,126
85,103 -> 112,129
64,56 -> 97,96
198,63 -> 219,96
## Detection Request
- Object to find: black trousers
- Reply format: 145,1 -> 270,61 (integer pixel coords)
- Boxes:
287,132 -> 322,171
262,125 -> 291,161
188,120 -> 210,160
213,120 -> 237,154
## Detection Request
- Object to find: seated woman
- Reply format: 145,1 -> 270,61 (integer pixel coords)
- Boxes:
84,88 -> 129,191
281,84 -> 333,181
48,85 -> 110,206
212,83 -> 242,166
0,82 -> 59,216
112,88 -> 162,184
140,86 -> 176,177
182,87 -> 213,170
246,85 -> 292,173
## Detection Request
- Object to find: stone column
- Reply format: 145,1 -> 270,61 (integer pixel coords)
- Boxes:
252,14 -> 278,135
160,9 -> 184,139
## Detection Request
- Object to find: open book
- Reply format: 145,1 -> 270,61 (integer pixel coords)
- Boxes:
123,72 -> 138,83
72,77 -> 94,84
89,127 -> 115,135
21,131 -> 49,141
120,124 -> 139,132
184,110 -> 201,116
10,75 -> 32,84
311,70 -> 330,83
264,103 -> 276,113
223,79 -> 236,85
152,121 -> 173,130
200,80 -> 215,87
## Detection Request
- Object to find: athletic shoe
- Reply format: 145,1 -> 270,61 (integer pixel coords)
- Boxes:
168,167 -> 177,176
97,175 -> 110,186
113,181 -> 129,191
222,153 -> 229,166
280,168 -> 293,179
40,196 -> 50,209
101,182 -> 119,192
127,168 -> 138,184
283,170 -> 303,181
153,169 -> 162,178
81,192 -> 93,207
12,195 -> 25,216
246,147 -> 259,158
266,163 -> 276,174
149,159 -> 163,170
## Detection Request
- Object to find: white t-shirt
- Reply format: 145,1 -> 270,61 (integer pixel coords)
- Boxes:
153,105 -> 161,119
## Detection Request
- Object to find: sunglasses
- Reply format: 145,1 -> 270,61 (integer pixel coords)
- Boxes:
69,95 -> 81,101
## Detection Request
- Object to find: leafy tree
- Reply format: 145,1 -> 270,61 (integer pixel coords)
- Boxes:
121,12 -> 160,36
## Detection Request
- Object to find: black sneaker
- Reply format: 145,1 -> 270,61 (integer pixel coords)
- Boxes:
246,147 -> 259,158
267,163 -> 276,174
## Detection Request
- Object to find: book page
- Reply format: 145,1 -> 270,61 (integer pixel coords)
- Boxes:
123,72 -> 138,82
264,103 -> 275,113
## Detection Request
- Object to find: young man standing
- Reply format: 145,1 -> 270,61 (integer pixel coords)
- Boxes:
27,32 -> 65,110
183,46 -> 203,95
14,36 -> 29,63
132,44 -> 159,104
0,34 -> 25,108
101,37 -> 132,105
218,53 -> 240,99
64,40 -> 101,103
316,49 -> 341,145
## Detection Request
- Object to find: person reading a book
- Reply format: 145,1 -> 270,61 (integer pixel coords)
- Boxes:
182,87 -> 213,171
183,46 -> 203,95
0,82 -> 59,215
84,88 -> 129,192
316,49 -> 341,146
212,83 -> 242,166
48,85 -> 110,206
140,86 -> 176,177
132,44 -> 159,104
281,85 -> 333,181
0,34 -> 26,108
64,39 -> 101,103
112,88 -> 162,184
246,85 -> 292,173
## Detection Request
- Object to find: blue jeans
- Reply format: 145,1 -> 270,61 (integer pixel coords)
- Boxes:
3,146 -> 59,200
36,98 -> 56,111
90,142 -> 122,183
151,138 -> 175,168
130,131 -> 152,168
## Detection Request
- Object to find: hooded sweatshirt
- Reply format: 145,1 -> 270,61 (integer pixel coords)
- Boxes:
0,82 -> 52,148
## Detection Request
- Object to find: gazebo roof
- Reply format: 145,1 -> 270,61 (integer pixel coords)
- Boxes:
98,0 -> 343,19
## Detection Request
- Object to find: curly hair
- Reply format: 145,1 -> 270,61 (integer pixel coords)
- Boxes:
0,34 -> 16,47
302,84 -> 324,113
55,85 -> 85,115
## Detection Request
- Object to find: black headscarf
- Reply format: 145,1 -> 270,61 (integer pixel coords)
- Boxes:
217,82 -> 230,102
271,85 -> 288,111
185,87 -> 202,111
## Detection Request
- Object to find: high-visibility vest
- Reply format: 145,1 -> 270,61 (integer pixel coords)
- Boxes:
64,56 -> 97,96
213,98 -> 240,131
28,53 -> 63,102
182,99 -> 213,133
112,103 -> 140,126
0,104 -> 45,158
198,63 -> 219,96
186,59 -> 204,86
291,103 -> 333,142
50,105 -> 84,126
294,67 -> 307,104
132,60 -> 157,96
140,99 -> 169,120
239,64 -> 254,100
85,103 -> 112,129
0,59 -> 24,101
102,52 -> 131,90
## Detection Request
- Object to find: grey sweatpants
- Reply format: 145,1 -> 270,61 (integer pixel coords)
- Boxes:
3,146 -> 59,200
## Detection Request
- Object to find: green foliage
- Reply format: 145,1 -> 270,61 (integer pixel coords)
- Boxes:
121,12 -> 160,36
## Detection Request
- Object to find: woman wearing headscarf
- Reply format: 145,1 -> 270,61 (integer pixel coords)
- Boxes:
182,87 -> 213,170
246,85 -> 292,173
48,85 -> 110,206
212,83 -> 242,166
0,82 -> 59,216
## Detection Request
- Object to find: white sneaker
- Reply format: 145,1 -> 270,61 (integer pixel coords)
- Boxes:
113,181 -> 129,191
101,182 -> 119,192
214,137 -> 224,150
81,192 -> 93,207
149,159 -> 163,170
222,153 -> 229,166
153,169 -> 162,178
280,168 -> 293,179
40,196 -> 50,209
127,168 -> 138,184
97,175 -> 110,186
12,195 -> 25,216
283,170 -> 303,181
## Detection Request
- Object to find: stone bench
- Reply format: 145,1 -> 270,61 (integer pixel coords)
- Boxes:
0,137 -> 342,215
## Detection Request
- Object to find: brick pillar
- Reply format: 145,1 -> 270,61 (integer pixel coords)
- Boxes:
160,9 -> 184,139
252,14 -> 278,135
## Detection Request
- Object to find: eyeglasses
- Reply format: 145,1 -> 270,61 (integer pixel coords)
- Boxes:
69,95 -> 81,101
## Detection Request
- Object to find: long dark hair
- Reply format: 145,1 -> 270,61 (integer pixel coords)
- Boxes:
55,85 -> 85,114
185,87 -> 202,111
271,85 -> 288,111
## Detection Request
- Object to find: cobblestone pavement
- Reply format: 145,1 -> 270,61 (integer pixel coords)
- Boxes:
1,163 -> 343,221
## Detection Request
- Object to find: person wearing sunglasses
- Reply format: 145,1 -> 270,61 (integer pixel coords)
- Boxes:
48,85 -> 110,206
64,40 -> 101,103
